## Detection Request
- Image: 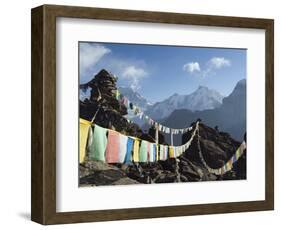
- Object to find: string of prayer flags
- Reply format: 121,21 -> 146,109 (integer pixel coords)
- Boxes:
197,124 -> 247,176
79,119 -> 248,177
227,161 -> 232,171
116,92 -> 194,135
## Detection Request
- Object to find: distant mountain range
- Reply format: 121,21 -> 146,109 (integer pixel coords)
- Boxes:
119,86 -> 153,111
145,86 -> 224,120
119,84 -> 225,132
119,79 -> 246,142
119,85 -> 224,120
163,79 -> 246,142
118,86 -> 153,126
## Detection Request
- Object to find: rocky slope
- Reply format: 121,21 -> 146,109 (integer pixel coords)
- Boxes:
79,69 -> 246,186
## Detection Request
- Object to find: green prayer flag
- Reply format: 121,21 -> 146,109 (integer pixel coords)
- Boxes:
88,124 -> 108,162
139,140 -> 148,162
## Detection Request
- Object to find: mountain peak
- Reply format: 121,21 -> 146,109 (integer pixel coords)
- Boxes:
146,85 -> 224,119
236,79 -> 246,87
118,86 -> 152,110
197,85 -> 209,90
230,79 -> 246,95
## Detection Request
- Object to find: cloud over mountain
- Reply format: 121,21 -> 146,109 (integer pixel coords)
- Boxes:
208,57 -> 231,69
79,42 -> 149,90
183,56 -> 231,78
183,62 -> 201,73
79,43 -> 111,79
121,66 -> 148,91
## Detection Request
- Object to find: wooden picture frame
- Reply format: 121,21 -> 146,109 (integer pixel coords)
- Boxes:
31,4 -> 274,225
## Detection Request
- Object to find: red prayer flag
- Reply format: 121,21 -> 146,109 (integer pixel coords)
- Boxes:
105,130 -> 120,163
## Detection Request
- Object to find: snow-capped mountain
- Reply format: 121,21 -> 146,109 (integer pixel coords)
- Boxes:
145,86 -> 224,120
163,79 -> 246,142
118,86 -> 153,111
118,86 -> 153,126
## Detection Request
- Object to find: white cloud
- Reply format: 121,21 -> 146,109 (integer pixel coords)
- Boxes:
183,62 -> 201,73
80,43 -> 111,76
208,57 -> 231,69
183,57 -> 231,78
121,66 -> 148,91
122,66 -> 147,79
79,43 -> 149,90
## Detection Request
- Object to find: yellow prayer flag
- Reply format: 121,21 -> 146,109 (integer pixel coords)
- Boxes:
228,160 -> 233,169
133,139 -> 140,162
79,118 -> 92,163
169,146 -> 175,158
156,144 -> 159,161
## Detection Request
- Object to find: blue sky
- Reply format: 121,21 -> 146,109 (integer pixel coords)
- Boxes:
79,42 -> 246,103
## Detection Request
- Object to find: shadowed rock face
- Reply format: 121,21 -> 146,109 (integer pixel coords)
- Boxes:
79,69 -> 246,186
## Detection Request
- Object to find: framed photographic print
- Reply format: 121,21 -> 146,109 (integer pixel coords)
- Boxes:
31,4 -> 274,225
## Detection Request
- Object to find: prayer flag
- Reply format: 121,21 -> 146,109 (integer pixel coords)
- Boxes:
149,143 -> 154,162
155,144 -> 159,161
88,124 -> 108,162
79,119 -> 91,163
118,134 -> 128,163
159,145 -> 164,160
163,145 -> 168,160
169,146 -> 175,158
235,149 -> 240,160
133,139 -> 140,162
105,130 -> 120,163
147,142 -> 151,161
139,140 -> 148,162
124,137 -> 134,164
